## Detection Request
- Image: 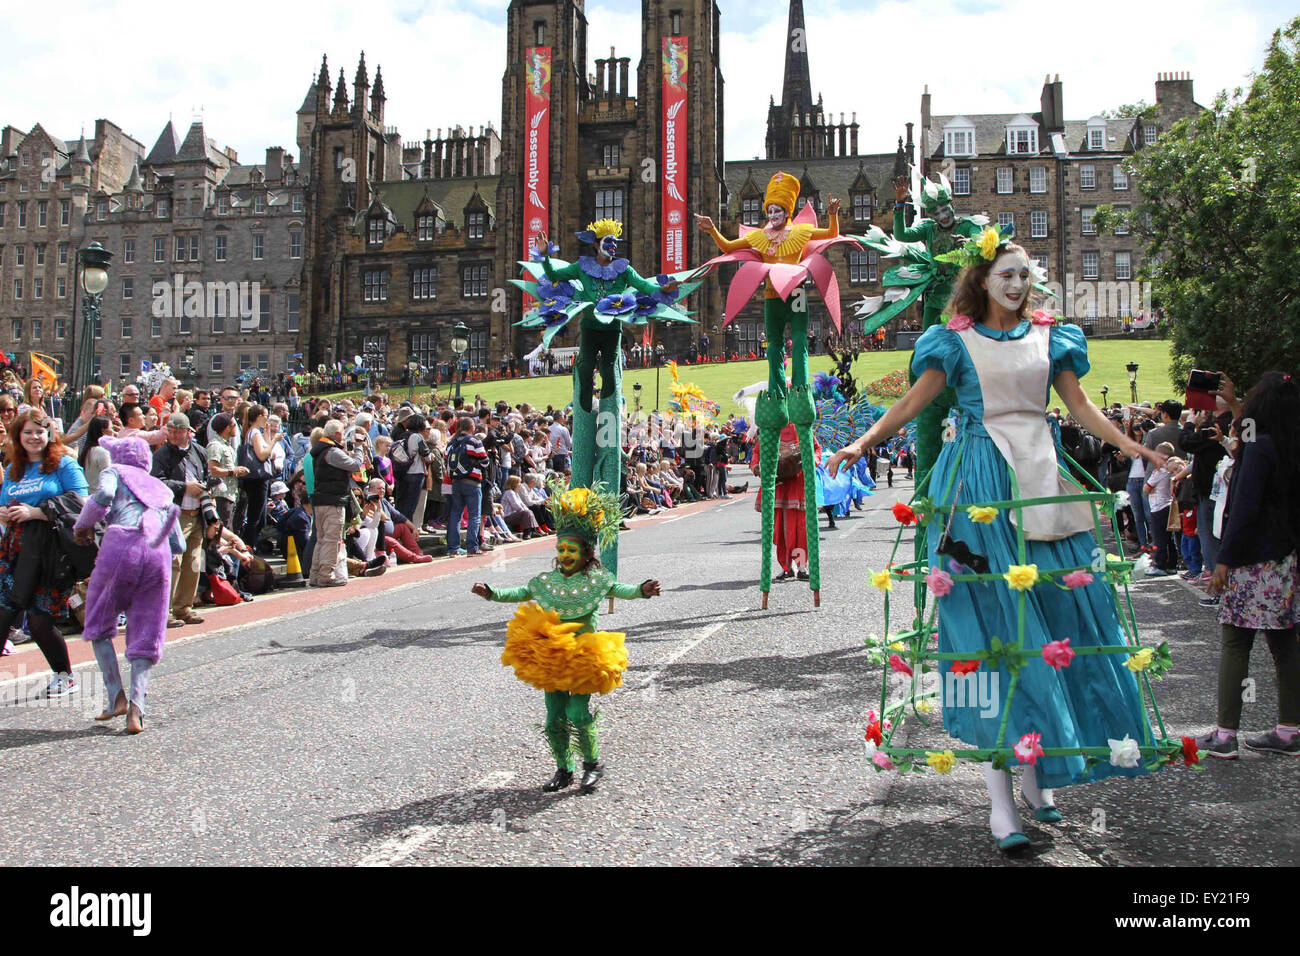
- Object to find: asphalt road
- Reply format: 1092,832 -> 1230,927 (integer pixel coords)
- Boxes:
1,477 -> 1296,867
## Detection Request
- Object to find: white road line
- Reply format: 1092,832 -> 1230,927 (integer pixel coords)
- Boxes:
638,609 -> 746,689
356,770 -> 517,867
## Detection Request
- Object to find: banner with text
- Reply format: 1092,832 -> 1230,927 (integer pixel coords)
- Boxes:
523,46 -> 552,311
658,36 -> 689,345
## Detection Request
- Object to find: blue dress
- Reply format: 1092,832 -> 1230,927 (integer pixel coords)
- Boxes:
911,319 -> 1154,789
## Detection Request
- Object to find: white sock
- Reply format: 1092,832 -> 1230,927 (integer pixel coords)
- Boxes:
982,763 -> 1022,839
1020,763 -> 1055,810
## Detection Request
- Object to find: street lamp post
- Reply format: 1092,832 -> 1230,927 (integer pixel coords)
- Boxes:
1101,384 -> 1109,408
633,381 -> 642,418
451,321 -> 470,402
1126,362 -> 1139,404
407,360 -> 419,400
73,242 -> 113,397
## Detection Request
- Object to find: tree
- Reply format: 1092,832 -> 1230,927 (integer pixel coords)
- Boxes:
1094,17 -> 1300,391
1100,100 -> 1156,120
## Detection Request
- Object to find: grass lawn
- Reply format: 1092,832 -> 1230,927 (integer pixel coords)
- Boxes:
328,338 -> 1176,417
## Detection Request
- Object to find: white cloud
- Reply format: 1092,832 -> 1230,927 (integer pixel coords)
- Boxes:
1,0 -> 1285,169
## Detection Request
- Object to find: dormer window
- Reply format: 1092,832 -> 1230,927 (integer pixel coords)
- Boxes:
852,193 -> 871,220
467,211 -> 486,239
944,120 -> 975,157
253,194 -> 266,214
740,197 -> 762,226
1005,117 -> 1038,155
1087,119 -> 1106,150
217,193 -> 228,215
417,214 -> 437,241
368,217 -> 385,246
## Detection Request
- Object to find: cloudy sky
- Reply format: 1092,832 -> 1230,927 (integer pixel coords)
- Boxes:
4,0 -> 1293,167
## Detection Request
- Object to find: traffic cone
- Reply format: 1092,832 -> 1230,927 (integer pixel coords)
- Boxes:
279,536 -> 307,588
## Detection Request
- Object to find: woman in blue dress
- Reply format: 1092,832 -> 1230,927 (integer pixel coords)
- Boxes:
830,236 -> 1169,851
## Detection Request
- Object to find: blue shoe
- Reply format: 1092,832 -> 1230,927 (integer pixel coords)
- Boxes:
450,548 -> 468,556
996,833 -> 1031,854
1033,806 -> 1063,824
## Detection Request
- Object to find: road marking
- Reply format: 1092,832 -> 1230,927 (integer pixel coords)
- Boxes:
638,609 -> 746,689
356,770 -> 517,866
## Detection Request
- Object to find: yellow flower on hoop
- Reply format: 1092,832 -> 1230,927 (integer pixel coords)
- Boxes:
1004,564 -> 1040,592
967,505 -> 998,524
870,569 -> 894,592
926,750 -> 957,774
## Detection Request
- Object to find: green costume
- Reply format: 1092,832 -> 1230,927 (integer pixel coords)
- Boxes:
486,567 -> 649,769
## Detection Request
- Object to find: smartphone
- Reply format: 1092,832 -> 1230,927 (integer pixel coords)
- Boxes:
1187,369 -> 1222,393
1122,406 -> 1131,422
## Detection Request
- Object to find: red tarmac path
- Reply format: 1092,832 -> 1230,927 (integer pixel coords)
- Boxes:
0,492 -> 742,680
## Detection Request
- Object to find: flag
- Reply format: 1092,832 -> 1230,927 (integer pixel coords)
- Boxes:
29,352 -> 60,393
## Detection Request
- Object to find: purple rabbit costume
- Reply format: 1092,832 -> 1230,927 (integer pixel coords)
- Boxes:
74,435 -> 182,665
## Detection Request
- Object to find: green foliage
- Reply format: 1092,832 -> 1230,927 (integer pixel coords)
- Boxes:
1114,17 -> 1300,388
1101,100 -> 1157,120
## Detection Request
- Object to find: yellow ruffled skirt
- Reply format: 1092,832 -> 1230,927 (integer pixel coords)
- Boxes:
501,602 -> 628,696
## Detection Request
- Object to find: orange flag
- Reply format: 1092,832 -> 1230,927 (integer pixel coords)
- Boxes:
29,352 -> 60,393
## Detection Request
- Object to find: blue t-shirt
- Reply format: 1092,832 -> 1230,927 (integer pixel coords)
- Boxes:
0,454 -> 90,507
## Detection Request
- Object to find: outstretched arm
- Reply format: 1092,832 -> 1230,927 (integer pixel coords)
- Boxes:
827,368 -> 948,476
1054,371 -> 1167,470
472,582 -> 531,602
695,214 -> 748,253
810,197 -> 842,240
608,579 -> 661,600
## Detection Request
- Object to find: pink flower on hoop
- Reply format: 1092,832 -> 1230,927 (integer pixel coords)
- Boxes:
1014,731 -> 1045,765
1062,570 -> 1095,589
1042,638 -> 1076,670
946,314 -> 974,331
872,750 -> 896,771
926,568 -> 954,597
889,653 -> 914,677
1031,309 -> 1057,325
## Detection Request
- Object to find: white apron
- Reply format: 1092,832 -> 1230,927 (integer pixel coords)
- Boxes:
955,322 -> 1095,541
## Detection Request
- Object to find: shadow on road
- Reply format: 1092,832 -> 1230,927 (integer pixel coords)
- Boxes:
0,727 -> 104,751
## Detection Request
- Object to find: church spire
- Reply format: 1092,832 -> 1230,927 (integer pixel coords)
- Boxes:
781,0 -> 813,117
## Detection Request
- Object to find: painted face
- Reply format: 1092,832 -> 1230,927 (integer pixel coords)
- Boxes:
933,204 -> 955,228
598,236 -> 619,259
984,250 -> 1033,312
766,204 -> 788,229
555,537 -> 585,573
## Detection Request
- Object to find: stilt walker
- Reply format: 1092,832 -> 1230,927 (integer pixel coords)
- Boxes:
472,483 -> 661,793
511,225 -> 702,577
697,172 -> 857,608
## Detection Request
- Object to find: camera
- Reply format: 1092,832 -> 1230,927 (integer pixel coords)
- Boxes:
205,475 -> 224,490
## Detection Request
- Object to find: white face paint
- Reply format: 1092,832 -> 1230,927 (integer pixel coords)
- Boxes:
766,204 -> 788,229
933,205 -> 955,228
985,250 -> 1032,313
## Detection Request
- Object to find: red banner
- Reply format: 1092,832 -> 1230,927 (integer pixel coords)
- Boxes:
523,46 -> 552,310
661,36 -> 689,276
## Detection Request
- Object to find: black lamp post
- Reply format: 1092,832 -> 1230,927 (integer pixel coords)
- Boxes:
407,360 -> 419,400
451,322 -> 470,402
72,242 -> 112,396
1101,384 -> 1109,407
1126,362 -> 1139,404
633,381 -> 642,417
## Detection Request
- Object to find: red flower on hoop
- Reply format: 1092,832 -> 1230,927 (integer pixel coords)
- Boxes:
1031,309 -> 1058,326
892,502 -> 918,526
1181,735 -> 1201,766
950,660 -> 981,675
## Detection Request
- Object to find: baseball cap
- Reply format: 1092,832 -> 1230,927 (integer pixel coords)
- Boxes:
270,481 -> 289,497
166,412 -> 191,430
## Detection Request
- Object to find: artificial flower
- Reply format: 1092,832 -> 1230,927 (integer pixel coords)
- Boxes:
1004,564 -> 1040,591
1181,735 -> 1201,766
1014,732 -> 1044,765
1030,309 -> 1057,325
976,226 -> 1001,260
865,721 -> 882,745
926,568 -> 954,597
967,505 -> 998,524
1108,735 -> 1142,768
926,750 -> 958,774
870,569 -> 893,592
916,699 -> 936,714
889,653 -> 913,677
888,640 -> 905,652
1132,554 -> 1151,577
892,502 -> 918,526
1114,490 -> 1131,510
1042,638 -> 1076,670
1125,647 -> 1155,673
950,660 -> 981,675
864,740 -> 878,759
872,750 -> 896,771
866,708 -> 878,723
1063,570 -> 1094,589
946,314 -> 974,331
595,291 -> 638,315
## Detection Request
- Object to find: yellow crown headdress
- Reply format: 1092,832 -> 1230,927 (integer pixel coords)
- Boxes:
764,172 -> 801,216
577,219 -> 624,244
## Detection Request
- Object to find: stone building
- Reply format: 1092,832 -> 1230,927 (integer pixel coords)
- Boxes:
918,72 -> 1203,331
86,118 -> 309,388
0,120 -> 144,374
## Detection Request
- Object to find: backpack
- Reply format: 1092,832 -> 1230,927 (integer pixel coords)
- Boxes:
390,433 -> 418,481
449,436 -> 480,481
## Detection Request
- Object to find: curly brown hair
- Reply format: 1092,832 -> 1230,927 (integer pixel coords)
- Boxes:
6,409 -> 68,483
944,240 -> 1036,325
